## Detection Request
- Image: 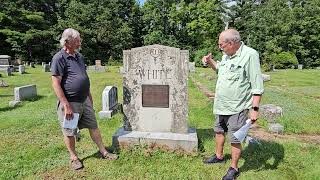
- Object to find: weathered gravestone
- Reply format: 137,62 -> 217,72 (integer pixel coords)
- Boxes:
189,62 -> 195,73
268,123 -> 284,134
260,104 -> 283,123
113,44 -> 198,153
99,86 -> 118,119
262,74 -> 271,82
9,84 -> 37,107
19,65 -> 25,74
0,55 -> 11,65
95,60 -> 102,66
43,64 -> 50,72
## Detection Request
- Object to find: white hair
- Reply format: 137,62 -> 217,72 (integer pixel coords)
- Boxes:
59,28 -> 80,47
222,29 -> 241,43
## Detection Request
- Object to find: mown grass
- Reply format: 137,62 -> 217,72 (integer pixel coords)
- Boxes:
0,66 -> 319,179
191,68 -> 320,135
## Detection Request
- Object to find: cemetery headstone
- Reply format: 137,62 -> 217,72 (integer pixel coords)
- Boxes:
189,62 -> 195,73
14,84 -> 37,101
99,86 -> 118,119
298,64 -> 303,70
260,104 -> 283,123
9,84 -> 37,107
0,55 -> 11,65
268,123 -> 284,134
19,65 -> 25,74
95,60 -> 102,66
262,74 -> 271,82
41,62 -> 46,67
30,62 -> 35,68
113,44 -> 198,153
44,64 -> 50,72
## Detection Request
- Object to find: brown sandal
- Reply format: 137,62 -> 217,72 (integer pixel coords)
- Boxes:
102,152 -> 118,160
70,159 -> 83,170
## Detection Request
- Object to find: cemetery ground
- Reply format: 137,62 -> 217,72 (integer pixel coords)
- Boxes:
0,66 -> 319,179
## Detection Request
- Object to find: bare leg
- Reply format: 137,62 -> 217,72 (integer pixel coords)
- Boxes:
215,133 -> 225,159
89,128 -> 107,154
64,136 -> 78,160
231,143 -> 242,170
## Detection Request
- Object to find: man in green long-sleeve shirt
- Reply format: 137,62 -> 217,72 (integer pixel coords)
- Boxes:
202,29 -> 264,180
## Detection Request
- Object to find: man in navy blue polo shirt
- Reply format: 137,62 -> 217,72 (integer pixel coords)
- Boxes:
51,28 -> 118,170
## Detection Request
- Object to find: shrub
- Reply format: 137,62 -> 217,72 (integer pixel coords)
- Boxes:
265,52 -> 299,69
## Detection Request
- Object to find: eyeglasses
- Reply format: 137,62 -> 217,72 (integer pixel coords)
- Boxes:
218,41 -> 230,49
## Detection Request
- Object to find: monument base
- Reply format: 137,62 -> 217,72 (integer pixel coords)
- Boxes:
112,127 -> 198,154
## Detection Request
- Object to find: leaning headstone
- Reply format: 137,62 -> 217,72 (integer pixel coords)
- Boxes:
189,62 -> 195,73
260,104 -> 283,123
268,123 -> 284,134
43,64 -> 50,72
13,84 -> 37,101
99,86 -> 118,119
19,65 -> 25,74
298,64 -> 303,70
113,44 -> 198,154
262,74 -> 271,82
0,79 -> 8,87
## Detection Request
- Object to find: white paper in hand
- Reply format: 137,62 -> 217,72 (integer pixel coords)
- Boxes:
63,113 -> 79,129
233,119 -> 252,143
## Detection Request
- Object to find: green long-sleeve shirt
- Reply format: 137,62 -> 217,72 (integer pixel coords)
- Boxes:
214,42 -> 264,115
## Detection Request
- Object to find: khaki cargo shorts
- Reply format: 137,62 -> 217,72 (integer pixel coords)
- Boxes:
214,110 -> 249,144
57,97 -> 98,136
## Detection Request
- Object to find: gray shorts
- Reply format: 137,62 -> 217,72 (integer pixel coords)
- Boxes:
57,97 -> 98,136
214,110 -> 249,144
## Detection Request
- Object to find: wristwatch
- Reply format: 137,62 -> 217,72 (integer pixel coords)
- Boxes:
252,106 -> 259,111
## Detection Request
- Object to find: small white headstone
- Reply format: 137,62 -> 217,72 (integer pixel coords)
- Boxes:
42,62 -> 46,67
14,84 -> 37,101
19,65 -> 25,74
298,64 -> 303,70
262,74 -> 271,81
99,86 -> 118,119
44,64 -> 50,72
189,62 -> 195,73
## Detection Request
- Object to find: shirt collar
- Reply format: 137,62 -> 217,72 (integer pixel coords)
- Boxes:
230,41 -> 244,59
60,48 -> 78,60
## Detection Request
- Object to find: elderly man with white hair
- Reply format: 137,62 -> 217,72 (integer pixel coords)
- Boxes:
51,28 -> 118,170
202,29 -> 264,180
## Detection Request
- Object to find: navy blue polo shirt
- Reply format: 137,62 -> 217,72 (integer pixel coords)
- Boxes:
51,49 -> 90,102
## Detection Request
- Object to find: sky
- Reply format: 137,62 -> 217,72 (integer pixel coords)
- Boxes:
138,0 -> 144,5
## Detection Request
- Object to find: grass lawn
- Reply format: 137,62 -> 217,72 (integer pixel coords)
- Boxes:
0,66 -> 319,179
191,68 -> 320,135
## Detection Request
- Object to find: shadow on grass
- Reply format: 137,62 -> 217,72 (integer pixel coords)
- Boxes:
197,128 -> 214,152
0,94 -> 12,97
241,140 -> 284,172
0,95 -> 45,112
81,146 -> 117,162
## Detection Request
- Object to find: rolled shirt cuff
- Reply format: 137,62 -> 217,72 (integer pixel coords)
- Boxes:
251,88 -> 264,95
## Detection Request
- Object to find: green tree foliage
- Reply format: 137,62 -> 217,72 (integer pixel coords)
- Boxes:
224,0 -> 320,68
0,0 -> 58,62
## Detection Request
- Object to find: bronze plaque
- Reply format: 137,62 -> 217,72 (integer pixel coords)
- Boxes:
142,85 -> 169,108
